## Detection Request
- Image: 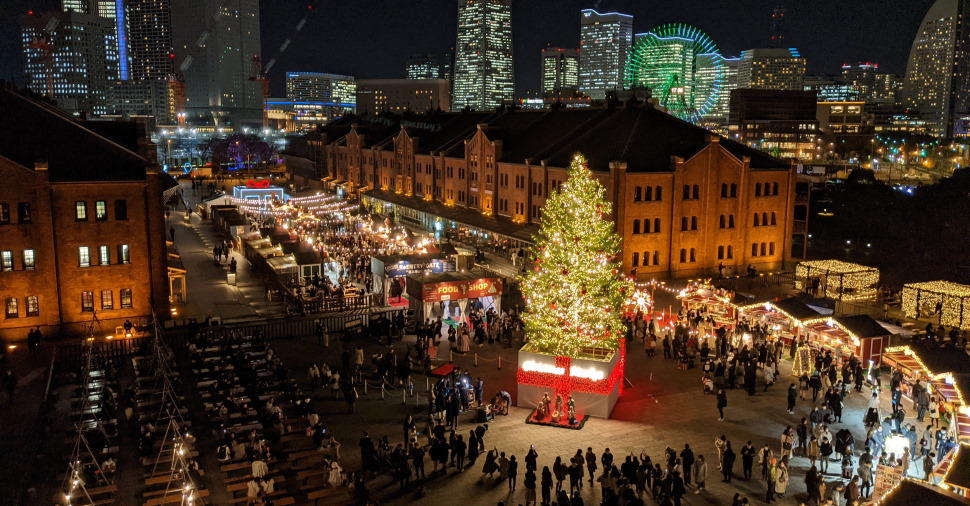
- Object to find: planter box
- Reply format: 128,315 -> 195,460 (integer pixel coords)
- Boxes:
515,342 -> 625,419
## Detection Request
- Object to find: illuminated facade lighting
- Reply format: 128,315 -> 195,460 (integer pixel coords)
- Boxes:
578,9 -> 633,100
453,0 -> 514,111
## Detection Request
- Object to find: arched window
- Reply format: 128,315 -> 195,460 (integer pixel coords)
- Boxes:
643,251 -> 651,266
633,219 -> 641,234
691,216 -> 698,230
689,248 -> 696,262
727,245 -> 733,259
769,242 -> 776,255
643,218 -> 651,234
644,186 -> 653,201
762,212 -> 768,225
753,213 -> 760,227
752,243 -> 758,256
692,185 -> 700,200
655,186 -> 663,201
730,183 -> 737,197
653,218 -> 660,232
720,183 -> 728,198
770,212 -> 777,226
634,186 -> 642,202
679,249 -> 687,263
681,217 -> 688,231
719,215 -> 726,229
755,182 -> 762,197
717,246 -> 724,260
682,185 -> 691,200
653,251 -> 660,265
772,182 -> 779,196
729,215 -> 735,228
632,252 -> 639,267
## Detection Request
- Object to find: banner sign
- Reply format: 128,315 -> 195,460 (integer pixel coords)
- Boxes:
420,277 -> 503,302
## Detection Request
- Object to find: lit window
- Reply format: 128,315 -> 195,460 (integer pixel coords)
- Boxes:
120,288 -> 132,309
95,201 -> 107,220
23,249 -> 35,270
81,291 -> 94,312
101,290 -> 113,310
0,203 -> 8,224
26,296 -> 39,317
78,247 -> 90,267
75,201 -> 87,221
5,297 -> 17,319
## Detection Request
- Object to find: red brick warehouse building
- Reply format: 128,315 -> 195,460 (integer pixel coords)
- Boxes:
0,89 -> 173,342
313,101 -> 808,280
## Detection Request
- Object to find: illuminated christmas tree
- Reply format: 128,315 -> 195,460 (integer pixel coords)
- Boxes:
520,153 -> 632,357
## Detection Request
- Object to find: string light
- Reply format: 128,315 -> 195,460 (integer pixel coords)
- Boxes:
901,281 -> 970,329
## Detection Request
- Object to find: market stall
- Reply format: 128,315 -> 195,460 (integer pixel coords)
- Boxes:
795,259 -> 879,301
405,272 -> 503,323
939,443 -> 970,498
677,282 -> 742,330
372,253 -> 455,305
266,254 -> 299,282
737,297 -> 822,346
881,345 -> 970,442
801,314 -> 891,365
902,281 -> 970,329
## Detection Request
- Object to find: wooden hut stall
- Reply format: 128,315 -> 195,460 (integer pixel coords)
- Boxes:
801,314 -> 891,365
902,281 -> 970,329
795,260 -> 879,301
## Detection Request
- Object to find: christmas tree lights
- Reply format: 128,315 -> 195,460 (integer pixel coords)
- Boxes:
519,153 -> 633,358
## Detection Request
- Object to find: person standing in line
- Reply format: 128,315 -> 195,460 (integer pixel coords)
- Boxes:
765,458 -> 778,503
787,383 -> 798,414
716,389 -> 727,421
524,468 -> 537,506
507,455 -> 518,492
805,465 -> 821,504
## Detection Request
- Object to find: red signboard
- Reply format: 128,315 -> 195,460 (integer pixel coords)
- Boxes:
420,277 -> 503,302
246,179 -> 271,189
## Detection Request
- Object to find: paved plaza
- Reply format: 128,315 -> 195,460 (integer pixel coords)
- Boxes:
271,328 -> 909,505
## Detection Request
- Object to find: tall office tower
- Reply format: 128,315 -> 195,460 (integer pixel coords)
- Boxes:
126,0 -> 174,81
59,0 -> 125,80
21,9 -> 117,116
902,0 -> 970,138
841,62 -> 879,101
578,9 -> 633,100
768,7 -> 785,47
873,73 -> 902,104
737,48 -> 806,90
453,0 -> 514,111
803,75 -> 859,102
540,47 -> 580,95
171,0 -> 263,127
407,52 -> 454,81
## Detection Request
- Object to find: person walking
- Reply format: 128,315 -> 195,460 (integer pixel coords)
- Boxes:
680,444 -> 695,487
819,437 -> 833,474
765,459 -> 778,503
584,447 -> 597,484
741,441 -> 755,480
508,455 -> 519,491
716,389 -> 727,421
759,444 -> 773,482
721,441 -> 736,483
787,383 -> 797,414
693,454 -> 707,494
805,465 -> 821,504
714,435 -> 727,470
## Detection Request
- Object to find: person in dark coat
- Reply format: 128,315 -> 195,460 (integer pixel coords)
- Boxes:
680,444 -> 694,486
721,442 -> 736,482
541,466 -> 553,505
716,389 -> 728,421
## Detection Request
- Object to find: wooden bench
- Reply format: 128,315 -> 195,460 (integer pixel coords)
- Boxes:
85,484 -> 118,497
223,470 -> 281,486
226,477 -> 287,498
142,488 -> 209,505
296,467 -> 327,483
305,487 -> 350,505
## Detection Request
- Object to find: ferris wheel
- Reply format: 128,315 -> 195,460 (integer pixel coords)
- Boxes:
625,23 -> 725,123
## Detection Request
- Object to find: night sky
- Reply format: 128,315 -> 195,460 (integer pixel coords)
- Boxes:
1,0 -> 938,97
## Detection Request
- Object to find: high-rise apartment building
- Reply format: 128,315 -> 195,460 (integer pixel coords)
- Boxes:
171,0 -> 263,127
902,0 -> 970,138
578,9 -> 633,100
541,47 -> 580,96
407,52 -> 454,81
700,55 -> 740,131
737,48 -> 806,91
453,0 -> 514,111
873,74 -> 902,104
21,9 -> 118,116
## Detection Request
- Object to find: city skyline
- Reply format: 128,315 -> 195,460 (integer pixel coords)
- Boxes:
0,0 -> 940,98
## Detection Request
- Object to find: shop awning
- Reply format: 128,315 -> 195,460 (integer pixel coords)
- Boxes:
877,479 -> 968,506
266,254 -> 298,274
406,271 -> 504,302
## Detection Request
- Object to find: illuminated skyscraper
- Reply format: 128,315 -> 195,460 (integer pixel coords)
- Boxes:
541,47 -> 579,95
902,0 -> 970,138
126,0 -> 174,81
578,9 -> 633,100
285,72 -> 356,118
171,0 -> 263,126
407,52 -> 454,81
737,48 -> 806,91
21,8 -> 117,116
453,0 -> 514,111
841,62 -> 879,101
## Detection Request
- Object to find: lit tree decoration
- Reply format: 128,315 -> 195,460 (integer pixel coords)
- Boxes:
519,153 -> 633,357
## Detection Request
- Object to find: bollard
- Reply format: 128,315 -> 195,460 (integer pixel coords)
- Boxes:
498,355 -> 502,369
426,377 -> 430,392
474,353 -> 479,367
402,388 -> 406,405
364,381 -> 368,395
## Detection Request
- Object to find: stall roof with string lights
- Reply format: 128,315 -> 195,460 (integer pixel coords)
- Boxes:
938,443 -> 970,497
795,259 -> 880,301
801,314 -> 892,364
876,478 -> 970,505
882,344 -> 970,442
902,281 -> 970,329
